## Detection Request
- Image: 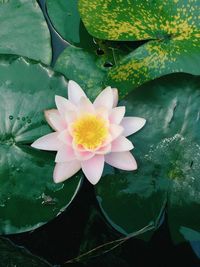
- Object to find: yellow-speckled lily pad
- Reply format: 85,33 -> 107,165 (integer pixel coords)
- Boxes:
79,0 -> 200,96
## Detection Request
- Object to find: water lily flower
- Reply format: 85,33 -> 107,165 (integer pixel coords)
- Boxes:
31,81 -> 146,185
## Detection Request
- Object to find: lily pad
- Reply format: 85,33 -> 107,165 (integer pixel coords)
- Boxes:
0,56 -> 82,234
0,0 -> 52,64
46,0 -> 94,48
79,0 -> 200,96
95,73 -> 200,242
54,46 -> 112,100
0,237 -> 51,266
54,44 -> 129,100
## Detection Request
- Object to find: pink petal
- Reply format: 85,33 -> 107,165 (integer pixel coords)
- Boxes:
101,134 -> 112,147
55,95 -> 76,118
112,88 -> 119,107
78,96 -> 95,114
121,117 -> 146,137
65,110 -> 77,124
96,143 -> 111,154
53,160 -> 81,183
44,109 -> 67,131
95,106 -> 109,121
72,140 -> 86,152
31,132 -> 62,151
111,136 -> 134,152
75,150 -> 95,161
105,151 -> 137,171
55,145 -> 76,162
109,106 -> 125,124
93,87 -> 113,110
81,155 -> 104,185
58,130 -> 73,145
109,124 -> 124,140
68,80 -> 87,105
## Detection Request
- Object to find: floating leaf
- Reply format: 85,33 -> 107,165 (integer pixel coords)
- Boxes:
95,73 -> 200,242
54,45 -> 115,100
79,0 -> 200,95
107,38 -> 200,97
46,0 -> 94,48
0,0 -> 52,64
0,56 -> 82,234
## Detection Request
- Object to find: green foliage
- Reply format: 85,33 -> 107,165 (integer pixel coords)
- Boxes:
96,73 -> 200,242
0,0 -> 52,64
54,43 -> 127,99
0,56 -> 82,234
79,0 -> 200,95
46,0 -> 94,48
54,46 -> 107,100
0,0 -> 200,255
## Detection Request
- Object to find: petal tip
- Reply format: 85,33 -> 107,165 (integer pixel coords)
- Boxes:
141,118 -> 146,125
68,80 -> 76,86
53,169 -> 65,184
53,177 -> 60,184
85,174 -> 101,185
112,88 -> 119,107
55,95 -> 61,103
31,140 -> 40,149
30,142 -> 36,148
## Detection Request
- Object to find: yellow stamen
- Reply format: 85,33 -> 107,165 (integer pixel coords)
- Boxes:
71,114 -> 108,150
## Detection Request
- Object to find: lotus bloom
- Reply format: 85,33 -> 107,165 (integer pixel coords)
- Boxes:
31,81 -> 146,185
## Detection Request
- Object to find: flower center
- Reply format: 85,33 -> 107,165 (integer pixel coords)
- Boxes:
71,114 -> 108,150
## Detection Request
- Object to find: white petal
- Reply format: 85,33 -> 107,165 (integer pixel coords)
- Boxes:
121,117 -> 146,137
55,95 -> 76,118
78,96 -> 95,114
53,160 -> 81,183
58,130 -> 73,145
105,152 -> 137,171
81,155 -> 104,185
109,106 -> 125,124
112,88 -> 119,107
68,80 -> 87,105
96,143 -> 112,154
44,109 -> 67,131
55,145 -> 76,162
109,124 -> 124,140
95,106 -> 109,121
65,110 -> 77,124
31,132 -> 62,151
111,136 -> 134,152
93,87 -> 113,110
75,150 -> 95,161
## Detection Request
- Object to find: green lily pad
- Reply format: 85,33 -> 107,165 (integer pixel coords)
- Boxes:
95,73 -> 200,242
0,56 -> 82,234
54,46 -> 111,100
54,44 -> 129,100
79,0 -> 200,96
46,0 -> 94,48
0,0 -> 52,64
0,237 -> 51,266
